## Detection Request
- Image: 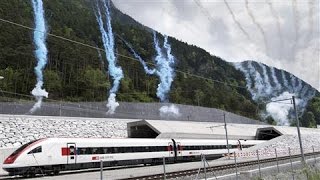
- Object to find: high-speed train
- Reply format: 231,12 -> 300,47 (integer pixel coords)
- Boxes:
3,138 -> 264,177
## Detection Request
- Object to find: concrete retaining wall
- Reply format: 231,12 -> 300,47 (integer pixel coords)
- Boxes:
0,102 -> 264,124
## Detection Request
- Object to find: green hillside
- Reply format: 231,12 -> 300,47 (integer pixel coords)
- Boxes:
0,0 -> 305,122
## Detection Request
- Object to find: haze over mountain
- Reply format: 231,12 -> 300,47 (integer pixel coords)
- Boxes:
113,0 -> 320,91
0,0 -> 319,127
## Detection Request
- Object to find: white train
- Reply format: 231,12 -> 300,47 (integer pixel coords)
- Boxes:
3,138 -> 264,177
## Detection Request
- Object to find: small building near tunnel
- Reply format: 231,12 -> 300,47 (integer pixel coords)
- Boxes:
127,120 -> 320,140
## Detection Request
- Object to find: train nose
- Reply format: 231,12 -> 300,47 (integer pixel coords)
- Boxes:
3,155 -> 17,164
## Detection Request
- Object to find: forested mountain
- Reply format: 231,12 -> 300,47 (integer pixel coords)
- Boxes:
0,0 -> 319,126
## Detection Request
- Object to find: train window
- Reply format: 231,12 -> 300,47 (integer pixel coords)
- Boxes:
92,148 -> 99,154
78,148 -> 86,155
96,147 -> 104,154
119,147 -> 125,153
103,147 -> 110,154
28,146 -> 42,154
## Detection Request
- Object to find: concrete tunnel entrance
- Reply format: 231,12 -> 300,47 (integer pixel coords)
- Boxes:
256,127 -> 282,140
127,120 -> 160,138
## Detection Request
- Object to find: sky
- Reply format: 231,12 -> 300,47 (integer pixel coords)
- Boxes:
113,0 -> 320,91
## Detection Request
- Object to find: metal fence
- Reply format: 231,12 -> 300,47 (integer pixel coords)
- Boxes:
94,146 -> 320,180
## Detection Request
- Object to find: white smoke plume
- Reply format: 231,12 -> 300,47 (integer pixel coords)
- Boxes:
30,83 -> 48,113
270,67 -> 282,91
281,71 -> 290,90
259,62 -> 272,95
297,79 -> 303,93
106,93 -> 119,115
290,75 -> 297,92
248,62 -> 264,99
235,61 -> 316,126
266,91 -> 299,126
234,62 -> 254,95
300,85 -> 309,98
30,0 -> 48,113
159,104 -> 181,118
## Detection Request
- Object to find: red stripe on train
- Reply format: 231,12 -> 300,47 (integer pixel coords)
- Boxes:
61,147 -> 70,156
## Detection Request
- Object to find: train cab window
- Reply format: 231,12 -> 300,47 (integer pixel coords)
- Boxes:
28,146 -> 42,154
10,140 -> 37,156
69,146 -> 75,155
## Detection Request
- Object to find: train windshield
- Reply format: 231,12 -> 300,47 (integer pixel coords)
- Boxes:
10,140 -> 37,156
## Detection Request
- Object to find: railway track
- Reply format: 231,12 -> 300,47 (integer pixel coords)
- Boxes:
1,152 -> 318,180
125,152 -> 320,180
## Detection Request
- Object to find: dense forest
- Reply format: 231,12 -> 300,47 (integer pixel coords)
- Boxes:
0,0 -> 319,126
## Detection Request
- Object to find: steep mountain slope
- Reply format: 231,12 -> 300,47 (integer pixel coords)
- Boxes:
0,0 -> 318,126
0,0 -> 258,119
235,61 -> 319,126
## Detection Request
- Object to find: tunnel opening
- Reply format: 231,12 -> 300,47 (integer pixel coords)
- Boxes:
256,127 -> 282,140
127,121 -> 160,138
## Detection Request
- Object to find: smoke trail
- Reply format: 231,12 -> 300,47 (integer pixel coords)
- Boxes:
94,0 -> 123,114
297,78 -> 303,93
193,0 -> 216,26
270,67 -> 282,91
159,104 -> 181,118
234,62 -> 254,95
119,32 -> 176,104
247,62 -> 265,99
291,0 -> 299,59
281,71 -> 290,90
305,0 -> 315,42
290,76 -> 303,94
266,0 -> 283,59
300,85 -> 309,98
245,0 -> 268,53
290,75 -> 296,92
119,33 -> 178,115
30,0 -> 49,113
223,0 -> 251,41
117,36 -> 156,75
153,31 -> 176,102
259,63 -> 272,95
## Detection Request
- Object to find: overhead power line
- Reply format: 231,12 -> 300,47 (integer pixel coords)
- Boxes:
0,17 -> 246,89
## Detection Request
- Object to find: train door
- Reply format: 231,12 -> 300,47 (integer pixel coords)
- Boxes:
176,142 -> 182,156
67,143 -> 76,164
168,142 -> 174,157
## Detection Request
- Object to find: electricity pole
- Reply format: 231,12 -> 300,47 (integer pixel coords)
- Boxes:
292,96 -> 305,164
223,113 -> 230,159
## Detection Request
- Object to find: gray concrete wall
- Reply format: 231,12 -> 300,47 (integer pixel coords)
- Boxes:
0,102 -> 264,125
